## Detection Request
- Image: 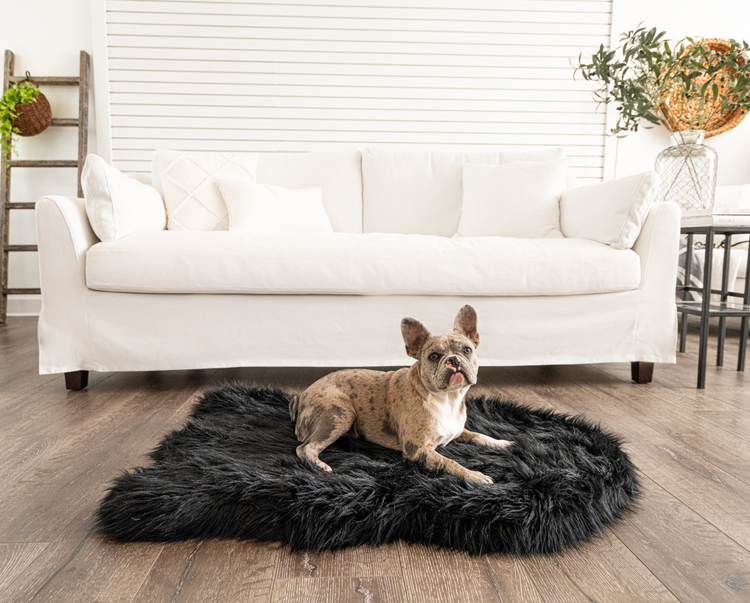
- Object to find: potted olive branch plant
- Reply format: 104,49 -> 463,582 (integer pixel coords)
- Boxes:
0,80 -> 43,160
577,26 -> 750,138
577,27 -> 750,210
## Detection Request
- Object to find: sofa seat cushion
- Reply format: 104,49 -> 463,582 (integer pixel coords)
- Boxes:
85,232 -> 641,296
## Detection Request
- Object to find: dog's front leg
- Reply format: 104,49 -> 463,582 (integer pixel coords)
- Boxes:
403,442 -> 493,484
457,429 -> 513,450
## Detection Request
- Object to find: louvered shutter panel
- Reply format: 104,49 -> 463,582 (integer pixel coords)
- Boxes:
104,0 -> 612,182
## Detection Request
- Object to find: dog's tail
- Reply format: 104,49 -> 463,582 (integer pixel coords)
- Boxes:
289,395 -> 300,422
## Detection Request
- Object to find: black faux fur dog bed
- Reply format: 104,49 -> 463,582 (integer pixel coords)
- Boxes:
96,384 -> 639,555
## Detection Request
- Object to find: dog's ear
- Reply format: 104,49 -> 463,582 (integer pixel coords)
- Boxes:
454,305 -> 480,347
401,317 -> 431,359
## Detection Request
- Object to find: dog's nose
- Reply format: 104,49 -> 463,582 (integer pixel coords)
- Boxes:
447,356 -> 461,369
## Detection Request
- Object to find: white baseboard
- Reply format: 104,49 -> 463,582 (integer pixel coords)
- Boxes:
7,296 -> 41,316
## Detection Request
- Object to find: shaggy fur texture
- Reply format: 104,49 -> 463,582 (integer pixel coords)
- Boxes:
96,384 -> 639,555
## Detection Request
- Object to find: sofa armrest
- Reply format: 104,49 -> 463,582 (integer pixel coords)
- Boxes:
630,201 -> 681,363
36,196 -> 99,374
632,201 -> 681,292
36,196 -> 99,284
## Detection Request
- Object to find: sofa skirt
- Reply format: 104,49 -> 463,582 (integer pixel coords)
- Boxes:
37,289 -> 675,375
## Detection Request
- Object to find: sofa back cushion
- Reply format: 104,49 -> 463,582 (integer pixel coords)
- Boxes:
458,159 -> 569,239
256,148 -> 363,233
361,147 -> 565,236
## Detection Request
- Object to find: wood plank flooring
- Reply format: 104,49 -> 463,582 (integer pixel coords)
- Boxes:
1,316 -> 749,602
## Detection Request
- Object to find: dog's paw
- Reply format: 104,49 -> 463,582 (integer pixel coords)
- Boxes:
489,438 -> 513,450
466,470 -> 494,484
315,460 -> 333,472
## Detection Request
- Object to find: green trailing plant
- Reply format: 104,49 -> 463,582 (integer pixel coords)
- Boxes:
0,80 -> 40,159
576,26 -> 750,139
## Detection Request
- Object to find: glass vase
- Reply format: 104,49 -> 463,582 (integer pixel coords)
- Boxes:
654,130 -> 718,211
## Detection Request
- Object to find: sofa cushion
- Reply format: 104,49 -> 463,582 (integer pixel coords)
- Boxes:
81,154 -> 166,242
153,150 -> 258,231
458,159 -> 568,239
362,147 -> 565,237
86,232 -> 640,296
560,172 -> 659,250
220,180 -> 333,234
255,148 -> 363,234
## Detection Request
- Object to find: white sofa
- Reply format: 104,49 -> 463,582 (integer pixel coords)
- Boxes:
35,147 -> 680,389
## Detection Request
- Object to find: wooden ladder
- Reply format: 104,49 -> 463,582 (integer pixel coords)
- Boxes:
0,49 -> 90,323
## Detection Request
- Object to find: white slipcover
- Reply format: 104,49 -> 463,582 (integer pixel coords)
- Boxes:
36,196 -> 679,375
35,146 -> 681,377
85,232 -> 640,296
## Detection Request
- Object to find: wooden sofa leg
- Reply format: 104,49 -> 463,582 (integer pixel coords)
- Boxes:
65,370 -> 89,391
631,362 -> 654,384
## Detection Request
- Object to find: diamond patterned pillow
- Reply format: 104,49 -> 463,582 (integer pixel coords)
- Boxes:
152,150 -> 259,231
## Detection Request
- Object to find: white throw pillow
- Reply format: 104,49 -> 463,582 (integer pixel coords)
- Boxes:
560,172 -> 659,250
81,154 -> 166,242
152,149 -> 258,231
219,179 -> 334,234
457,159 -> 569,239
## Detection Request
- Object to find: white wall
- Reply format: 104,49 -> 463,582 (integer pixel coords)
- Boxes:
4,0 -> 95,315
609,0 -> 750,184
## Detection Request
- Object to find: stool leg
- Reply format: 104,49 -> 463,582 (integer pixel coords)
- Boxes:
739,247 -> 750,372
697,231 -> 714,389
679,311 -> 688,353
717,234 -> 732,367
679,234 -> 693,355
697,316 -> 710,389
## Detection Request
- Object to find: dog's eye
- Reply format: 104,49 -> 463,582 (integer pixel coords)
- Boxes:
463,347 -> 472,354
428,352 -> 439,361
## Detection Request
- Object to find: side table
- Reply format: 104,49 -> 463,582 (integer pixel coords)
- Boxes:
676,224 -> 750,388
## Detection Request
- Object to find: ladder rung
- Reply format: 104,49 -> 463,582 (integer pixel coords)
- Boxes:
7,202 -> 36,210
3,288 -> 41,295
9,76 -> 80,86
4,245 -> 38,252
7,160 -> 78,168
50,118 -> 79,127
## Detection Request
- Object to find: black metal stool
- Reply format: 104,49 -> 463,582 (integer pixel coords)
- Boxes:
676,225 -> 750,388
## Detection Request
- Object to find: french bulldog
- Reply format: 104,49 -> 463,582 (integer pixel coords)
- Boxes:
289,305 -> 512,484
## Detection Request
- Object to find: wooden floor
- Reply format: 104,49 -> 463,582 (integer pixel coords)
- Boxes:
1,317 -> 750,602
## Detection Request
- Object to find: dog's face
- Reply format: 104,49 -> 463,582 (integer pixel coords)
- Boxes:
401,305 -> 480,393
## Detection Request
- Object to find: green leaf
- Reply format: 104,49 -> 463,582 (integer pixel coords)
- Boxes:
1,80 -> 41,160
573,24 -> 750,139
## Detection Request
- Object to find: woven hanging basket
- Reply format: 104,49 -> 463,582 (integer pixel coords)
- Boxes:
12,74 -> 52,137
663,38 -> 748,138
